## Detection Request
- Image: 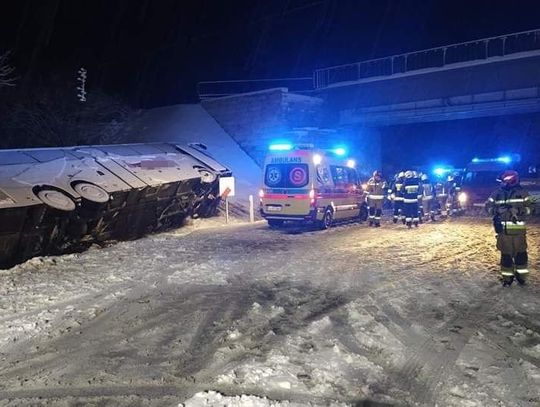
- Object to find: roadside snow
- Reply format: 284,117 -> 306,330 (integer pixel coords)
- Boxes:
180,391 -> 347,407
0,218 -> 539,406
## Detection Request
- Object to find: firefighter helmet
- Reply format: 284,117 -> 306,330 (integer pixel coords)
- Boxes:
421,173 -> 429,181
405,170 -> 414,178
373,170 -> 382,179
500,170 -> 519,186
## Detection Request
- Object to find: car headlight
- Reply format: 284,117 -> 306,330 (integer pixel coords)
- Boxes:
458,192 -> 468,204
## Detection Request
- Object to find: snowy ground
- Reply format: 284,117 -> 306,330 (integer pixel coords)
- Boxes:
0,216 -> 539,406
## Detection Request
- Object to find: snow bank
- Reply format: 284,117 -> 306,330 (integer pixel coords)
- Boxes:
180,390 -> 347,407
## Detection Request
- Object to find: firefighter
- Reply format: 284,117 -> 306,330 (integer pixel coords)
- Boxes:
402,170 -> 422,228
417,172 -> 425,223
421,173 -> 436,221
366,170 -> 387,227
434,177 -> 449,217
446,174 -> 459,216
485,170 -> 533,286
389,172 -> 405,224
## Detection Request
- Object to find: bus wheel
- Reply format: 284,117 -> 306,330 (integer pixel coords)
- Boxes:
268,219 -> 284,229
319,208 -> 333,230
73,182 -> 110,203
37,189 -> 76,211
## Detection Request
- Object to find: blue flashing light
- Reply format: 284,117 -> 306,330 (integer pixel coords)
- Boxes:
433,167 -> 448,177
332,147 -> 347,156
471,156 -> 513,165
269,143 -> 293,151
433,166 -> 453,177
497,156 -> 512,164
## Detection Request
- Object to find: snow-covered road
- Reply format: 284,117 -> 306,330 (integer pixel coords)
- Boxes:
0,218 -> 539,406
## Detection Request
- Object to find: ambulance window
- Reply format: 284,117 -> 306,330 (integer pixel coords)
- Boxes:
316,165 -> 331,185
330,166 -> 350,185
347,168 -> 358,184
264,164 -> 309,188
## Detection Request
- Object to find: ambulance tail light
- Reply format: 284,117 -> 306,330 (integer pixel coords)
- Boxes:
259,189 -> 265,205
309,188 -> 316,206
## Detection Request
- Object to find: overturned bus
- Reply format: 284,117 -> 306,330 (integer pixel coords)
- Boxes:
0,143 -> 231,268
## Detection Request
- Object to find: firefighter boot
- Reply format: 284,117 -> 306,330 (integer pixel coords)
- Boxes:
515,273 -> 527,286
393,216 -> 398,224
414,221 -> 419,227
502,276 -> 514,287
406,221 -> 412,229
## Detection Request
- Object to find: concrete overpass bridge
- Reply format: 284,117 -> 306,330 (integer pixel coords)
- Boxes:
313,29 -> 540,126
198,29 -> 540,171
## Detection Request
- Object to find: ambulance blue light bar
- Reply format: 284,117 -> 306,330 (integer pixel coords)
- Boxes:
269,143 -> 293,151
471,156 -> 513,164
332,147 -> 347,156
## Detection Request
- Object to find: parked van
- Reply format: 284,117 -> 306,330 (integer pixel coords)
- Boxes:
460,156 -> 540,213
259,144 -> 367,229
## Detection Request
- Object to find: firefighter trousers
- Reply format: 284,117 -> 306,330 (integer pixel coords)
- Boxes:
368,198 -> 383,226
496,233 -> 528,278
437,196 -> 448,216
392,199 -> 404,221
403,201 -> 419,224
422,197 -> 434,219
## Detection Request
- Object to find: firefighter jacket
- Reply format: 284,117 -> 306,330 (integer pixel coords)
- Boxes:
366,178 -> 387,201
434,181 -> 448,198
389,178 -> 404,201
485,184 -> 532,236
421,182 -> 435,200
402,177 -> 423,203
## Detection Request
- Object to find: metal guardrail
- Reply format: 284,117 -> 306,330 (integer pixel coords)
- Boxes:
314,28 -> 540,89
197,77 -> 313,100
197,29 -> 540,99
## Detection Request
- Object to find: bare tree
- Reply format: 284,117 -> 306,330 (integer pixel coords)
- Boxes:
2,88 -> 135,148
0,51 -> 17,88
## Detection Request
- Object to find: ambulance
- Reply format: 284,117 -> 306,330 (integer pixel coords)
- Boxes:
259,143 -> 367,229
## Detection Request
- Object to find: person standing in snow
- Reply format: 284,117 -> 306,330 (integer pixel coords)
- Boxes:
434,177 -> 449,218
446,174 -> 460,217
485,170 -> 533,286
420,173 -> 436,221
389,172 -> 405,224
402,170 -> 422,228
365,170 -> 387,227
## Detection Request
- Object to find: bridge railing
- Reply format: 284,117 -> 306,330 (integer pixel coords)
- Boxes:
314,28 -> 540,89
197,77 -> 313,100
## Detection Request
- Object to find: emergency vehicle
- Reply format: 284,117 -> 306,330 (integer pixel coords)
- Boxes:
460,156 -> 540,213
259,144 -> 367,229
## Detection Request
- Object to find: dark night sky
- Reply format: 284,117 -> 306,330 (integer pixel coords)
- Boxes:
2,0 -> 540,107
